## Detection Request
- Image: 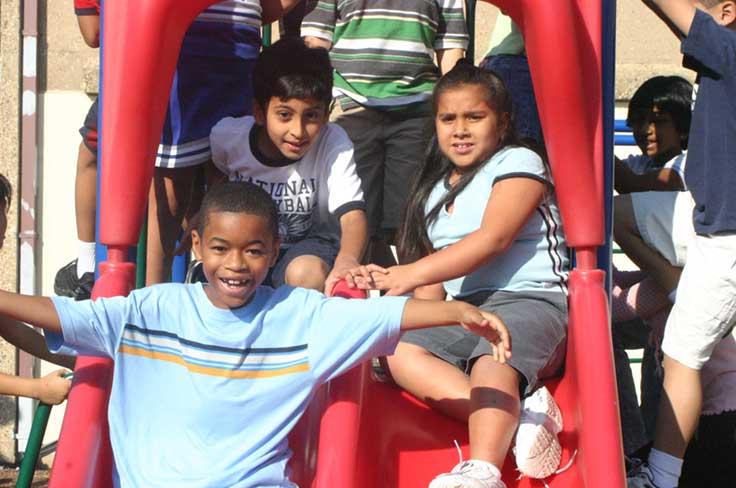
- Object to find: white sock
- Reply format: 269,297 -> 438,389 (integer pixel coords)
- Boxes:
77,241 -> 96,277
667,288 -> 677,303
648,448 -> 682,488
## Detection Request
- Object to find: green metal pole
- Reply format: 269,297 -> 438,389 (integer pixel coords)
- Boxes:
262,24 -> 272,48
15,402 -> 52,488
136,213 -> 147,289
466,0 -> 476,62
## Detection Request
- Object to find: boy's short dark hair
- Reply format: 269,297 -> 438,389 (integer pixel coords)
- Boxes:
0,174 -> 12,210
253,37 -> 333,110
627,75 -> 693,148
199,181 -> 279,239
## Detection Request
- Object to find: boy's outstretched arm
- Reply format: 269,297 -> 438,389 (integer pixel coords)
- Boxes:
0,370 -> 71,405
401,299 -> 512,363
0,291 -> 61,334
643,0 -> 697,37
0,317 -> 75,369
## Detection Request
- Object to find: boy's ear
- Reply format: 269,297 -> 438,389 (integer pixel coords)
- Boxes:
254,100 -> 267,126
721,1 -> 736,26
191,229 -> 202,261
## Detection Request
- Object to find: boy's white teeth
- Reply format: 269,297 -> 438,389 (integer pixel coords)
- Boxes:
222,279 -> 246,286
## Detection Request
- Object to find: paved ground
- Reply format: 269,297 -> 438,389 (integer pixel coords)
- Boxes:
0,469 -> 49,487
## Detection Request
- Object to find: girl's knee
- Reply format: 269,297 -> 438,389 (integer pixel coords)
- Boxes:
284,255 -> 329,291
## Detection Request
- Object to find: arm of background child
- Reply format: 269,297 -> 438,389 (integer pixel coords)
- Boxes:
325,209 -> 368,295
437,48 -> 465,74
371,177 -> 546,296
412,282 -> 447,301
0,292 -> 61,334
0,317 -> 75,369
262,0 -> 302,25
301,0 -> 336,49
643,0 -> 697,38
614,158 -> 685,193
0,370 -> 71,405
401,299 -> 511,362
76,13 -> 100,48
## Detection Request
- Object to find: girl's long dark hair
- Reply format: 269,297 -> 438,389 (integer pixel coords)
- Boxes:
397,61 -> 520,263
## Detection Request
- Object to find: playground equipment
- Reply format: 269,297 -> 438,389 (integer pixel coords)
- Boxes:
47,0 -> 624,486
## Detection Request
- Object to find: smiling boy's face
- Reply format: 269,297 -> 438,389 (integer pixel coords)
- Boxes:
191,211 -> 280,309
254,97 -> 328,161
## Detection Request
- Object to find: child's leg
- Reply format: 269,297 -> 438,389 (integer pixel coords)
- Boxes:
386,341 -> 472,422
639,233 -> 736,488
613,194 -> 682,294
146,165 -> 201,284
270,237 -> 339,291
75,141 -> 97,245
468,356 -> 521,466
387,342 -> 521,467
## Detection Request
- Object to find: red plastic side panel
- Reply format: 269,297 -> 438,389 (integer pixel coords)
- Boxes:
491,0 -> 604,249
289,271 -> 623,487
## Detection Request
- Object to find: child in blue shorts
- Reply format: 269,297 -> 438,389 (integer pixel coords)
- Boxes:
628,1 -> 736,487
209,38 -> 368,294
146,0 -> 271,285
0,180 -> 510,487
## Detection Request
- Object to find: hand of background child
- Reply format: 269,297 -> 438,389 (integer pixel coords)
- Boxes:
35,369 -> 72,405
345,263 -> 422,296
457,305 -> 512,364
325,255 -> 361,296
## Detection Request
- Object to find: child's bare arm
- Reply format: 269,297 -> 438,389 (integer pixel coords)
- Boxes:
401,299 -> 511,363
412,282 -> 447,301
325,209 -> 368,294
262,0 -> 303,24
643,0 -> 698,37
0,370 -> 71,405
356,177 -> 545,296
437,48 -> 464,75
0,317 -> 75,369
76,14 -> 100,48
615,158 -> 685,193
304,36 -> 332,50
0,291 -> 61,334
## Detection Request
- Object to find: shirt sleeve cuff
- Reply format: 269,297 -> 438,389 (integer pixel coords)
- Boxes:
333,200 -> 366,220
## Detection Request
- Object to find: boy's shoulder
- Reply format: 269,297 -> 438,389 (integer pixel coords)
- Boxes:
212,115 -> 254,138
314,121 -> 354,154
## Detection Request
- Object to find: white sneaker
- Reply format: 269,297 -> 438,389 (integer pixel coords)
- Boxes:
627,462 -> 660,487
514,386 -> 563,479
428,460 -> 507,488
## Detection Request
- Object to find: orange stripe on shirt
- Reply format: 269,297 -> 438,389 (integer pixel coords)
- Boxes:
119,345 -> 310,379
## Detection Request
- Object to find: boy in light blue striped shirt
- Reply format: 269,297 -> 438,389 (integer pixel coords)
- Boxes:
1,181 -> 509,487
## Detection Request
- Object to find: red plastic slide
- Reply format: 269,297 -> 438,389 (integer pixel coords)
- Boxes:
49,1 -> 624,487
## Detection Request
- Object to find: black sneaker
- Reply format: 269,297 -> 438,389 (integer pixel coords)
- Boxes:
54,259 -> 94,301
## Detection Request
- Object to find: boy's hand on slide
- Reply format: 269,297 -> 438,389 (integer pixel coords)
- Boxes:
458,306 -> 512,364
35,369 -> 72,405
325,256 -> 361,296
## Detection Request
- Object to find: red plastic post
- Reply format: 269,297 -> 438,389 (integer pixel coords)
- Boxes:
49,1 -> 223,487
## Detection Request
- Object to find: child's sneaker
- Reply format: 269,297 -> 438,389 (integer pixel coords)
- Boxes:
428,460 -> 506,488
54,259 -> 94,301
514,386 -> 563,479
626,462 -> 659,487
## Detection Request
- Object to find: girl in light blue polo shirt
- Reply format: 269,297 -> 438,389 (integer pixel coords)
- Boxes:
349,61 -> 570,488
